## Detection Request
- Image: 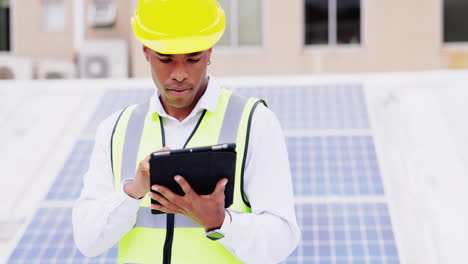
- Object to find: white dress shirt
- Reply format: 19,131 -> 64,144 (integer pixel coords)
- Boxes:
72,77 -> 300,264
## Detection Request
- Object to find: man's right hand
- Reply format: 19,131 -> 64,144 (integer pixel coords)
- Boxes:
124,147 -> 170,199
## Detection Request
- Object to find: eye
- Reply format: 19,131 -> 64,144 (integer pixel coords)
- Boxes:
187,58 -> 200,63
158,58 -> 172,63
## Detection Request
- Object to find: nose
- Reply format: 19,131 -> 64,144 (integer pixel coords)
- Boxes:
170,62 -> 188,82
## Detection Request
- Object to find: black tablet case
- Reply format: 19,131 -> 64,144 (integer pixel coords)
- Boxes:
150,147 -> 236,214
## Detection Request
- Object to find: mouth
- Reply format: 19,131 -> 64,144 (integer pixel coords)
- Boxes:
166,88 -> 192,97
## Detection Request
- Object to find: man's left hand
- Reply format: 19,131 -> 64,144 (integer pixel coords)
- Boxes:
149,175 -> 227,231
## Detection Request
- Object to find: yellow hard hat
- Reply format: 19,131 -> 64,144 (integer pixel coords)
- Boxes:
131,0 -> 226,54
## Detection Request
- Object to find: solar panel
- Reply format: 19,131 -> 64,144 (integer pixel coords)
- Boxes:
283,203 -> 399,264
287,136 -> 384,196
83,89 -> 154,136
45,140 -> 94,200
231,84 -> 369,130
7,207 -> 117,264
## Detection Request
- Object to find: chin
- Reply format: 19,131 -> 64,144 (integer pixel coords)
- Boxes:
168,101 -> 193,109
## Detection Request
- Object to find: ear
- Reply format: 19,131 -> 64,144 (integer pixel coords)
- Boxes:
206,48 -> 213,61
142,45 -> 150,62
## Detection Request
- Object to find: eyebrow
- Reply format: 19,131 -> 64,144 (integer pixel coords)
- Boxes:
155,51 -> 203,57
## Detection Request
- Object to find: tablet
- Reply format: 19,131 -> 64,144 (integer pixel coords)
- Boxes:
150,143 -> 236,214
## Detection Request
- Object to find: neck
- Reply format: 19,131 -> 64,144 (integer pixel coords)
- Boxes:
162,76 -> 209,122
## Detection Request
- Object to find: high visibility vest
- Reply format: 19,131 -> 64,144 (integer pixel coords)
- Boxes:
111,88 -> 265,264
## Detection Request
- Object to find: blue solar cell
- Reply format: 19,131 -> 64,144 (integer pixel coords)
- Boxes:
367,230 -> 379,241
335,244 -> 348,257
303,229 -> 314,240
350,230 -> 362,240
45,140 -> 94,200
287,136 -> 384,196
368,244 -> 381,256
231,84 -> 369,129
283,203 -> 400,264
381,229 -> 395,241
319,245 -> 332,256
384,244 -> 398,255
332,216 -> 345,226
304,245 -> 315,257
349,215 -> 361,226
7,207 -> 117,264
334,230 -> 346,240
318,231 -> 330,240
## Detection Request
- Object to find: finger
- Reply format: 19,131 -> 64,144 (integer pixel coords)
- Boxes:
138,159 -> 150,174
174,175 -> 195,196
150,203 -> 179,214
214,178 -> 228,195
159,146 -> 171,152
151,185 -> 182,205
149,192 -> 183,213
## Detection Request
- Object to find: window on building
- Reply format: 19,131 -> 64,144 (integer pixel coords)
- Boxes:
444,0 -> 468,42
305,0 -> 361,45
0,0 -> 10,51
42,0 -> 65,32
217,0 -> 263,47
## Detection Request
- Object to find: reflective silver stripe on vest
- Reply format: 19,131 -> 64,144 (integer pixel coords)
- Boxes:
218,93 -> 248,144
122,92 -> 247,228
135,207 -> 199,228
121,102 -> 149,181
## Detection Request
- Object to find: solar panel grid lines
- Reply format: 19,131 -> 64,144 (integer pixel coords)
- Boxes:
46,140 -> 94,201
283,203 -> 400,264
321,136 -> 332,196
231,84 -> 369,130
293,137 -> 306,195
8,208 -> 118,264
357,204 -> 372,264
324,86 -> 337,129
336,137 -> 349,196
354,137 -> 371,196
328,189 -> 339,264
287,136 -> 384,196
348,137 -> 362,198
9,208 -> 56,263
371,204 -> 389,264
345,86 -> 358,129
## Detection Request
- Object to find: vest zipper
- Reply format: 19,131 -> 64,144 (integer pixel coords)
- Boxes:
160,110 -> 207,264
162,214 -> 175,264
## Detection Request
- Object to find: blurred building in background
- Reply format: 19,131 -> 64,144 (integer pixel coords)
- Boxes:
0,0 -> 468,79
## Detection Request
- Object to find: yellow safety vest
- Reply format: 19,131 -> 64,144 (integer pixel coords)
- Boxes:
111,88 -> 265,264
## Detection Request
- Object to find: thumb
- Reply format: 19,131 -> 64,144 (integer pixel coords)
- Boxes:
215,178 -> 228,195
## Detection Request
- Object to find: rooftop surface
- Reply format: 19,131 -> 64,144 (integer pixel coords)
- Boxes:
1,71 -> 468,264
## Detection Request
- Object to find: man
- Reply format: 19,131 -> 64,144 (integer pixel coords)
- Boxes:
73,0 -> 299,263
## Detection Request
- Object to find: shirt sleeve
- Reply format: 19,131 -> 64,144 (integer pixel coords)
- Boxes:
218,104 -> 301,264
72,111 -> 144,257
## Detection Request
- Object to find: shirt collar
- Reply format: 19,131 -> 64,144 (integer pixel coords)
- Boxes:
150,75 -> 221,121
